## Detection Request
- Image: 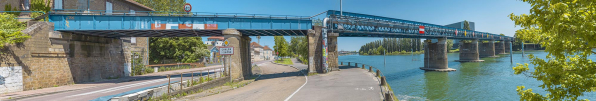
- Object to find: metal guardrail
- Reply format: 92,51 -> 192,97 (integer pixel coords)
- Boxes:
338,61 -> 397,101
50,9 -> 312,20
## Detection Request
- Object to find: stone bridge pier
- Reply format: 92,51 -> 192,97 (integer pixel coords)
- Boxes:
495,41 -> 507,55
223,29 -> 252,81
480,40 -> 498,58
420,38 -> 456,72
456,39 -> 484,62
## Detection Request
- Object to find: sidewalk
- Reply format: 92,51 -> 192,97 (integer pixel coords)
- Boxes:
287,65 -> 383,101
0,64 -> 223,100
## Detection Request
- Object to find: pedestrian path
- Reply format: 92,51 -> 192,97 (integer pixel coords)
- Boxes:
287,65 -> 383,101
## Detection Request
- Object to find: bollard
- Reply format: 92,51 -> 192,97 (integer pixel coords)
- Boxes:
385,92 -> 394,101
381,76 -> 386,86
369,66 -> 372,72
341,62 -> 343,65
376,70 -> 380,77
180,73 -> 183,90
362,64 -> 365,69
191,71 -> 194,85
208,69 -> 210,81
167,75 -> 170,95
348,62 -> 351,66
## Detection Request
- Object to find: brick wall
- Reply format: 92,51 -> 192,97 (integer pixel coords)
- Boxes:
0,22 -> 143,92
63,0 -> 151,11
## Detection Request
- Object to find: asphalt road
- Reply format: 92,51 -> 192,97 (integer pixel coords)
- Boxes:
187,61 -> 306,101
16,60 -> 271,101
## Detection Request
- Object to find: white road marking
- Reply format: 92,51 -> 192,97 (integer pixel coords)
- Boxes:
67,78 -> 169,97
284,66 -> 308,101
67,68 -> 225,97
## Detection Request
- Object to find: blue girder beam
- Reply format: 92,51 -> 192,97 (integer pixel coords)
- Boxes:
326,10 -> 513,41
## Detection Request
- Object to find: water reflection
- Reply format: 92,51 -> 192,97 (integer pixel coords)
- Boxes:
424,71 -> 448,100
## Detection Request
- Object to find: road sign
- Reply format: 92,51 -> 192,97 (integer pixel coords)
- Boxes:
223,39 -> 229,46
184,3 -> 192,12
219,47 -> 234,55
211,47 -> 219,52
418,26 -> 425,34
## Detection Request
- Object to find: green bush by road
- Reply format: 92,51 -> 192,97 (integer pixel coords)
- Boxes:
275,58 -> 293,65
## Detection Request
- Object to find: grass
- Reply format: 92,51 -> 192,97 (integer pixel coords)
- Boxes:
274,58 -> 293,65
448,49 -> 459,53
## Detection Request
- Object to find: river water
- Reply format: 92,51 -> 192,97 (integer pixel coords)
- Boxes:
338,51 -> 595,100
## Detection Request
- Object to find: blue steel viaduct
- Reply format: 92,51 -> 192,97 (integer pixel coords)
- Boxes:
48,10 -> 514,80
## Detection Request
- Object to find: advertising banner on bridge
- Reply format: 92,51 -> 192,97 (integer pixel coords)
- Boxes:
151,24 -> 215,30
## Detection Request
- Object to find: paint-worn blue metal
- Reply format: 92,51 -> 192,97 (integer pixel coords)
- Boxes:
48,10 -> 312,32
326,10 -> 513,40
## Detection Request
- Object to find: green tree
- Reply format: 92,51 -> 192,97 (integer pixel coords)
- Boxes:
463,20 -> 471,30
30,0 -> 51,20
0,13 -> 30,49
446,39 -> 454,50
510,0 -> 596,100
149,37 -> 208,63
273,36 -> 289,58
3,4 -> 21,16
377,46 -> 385,55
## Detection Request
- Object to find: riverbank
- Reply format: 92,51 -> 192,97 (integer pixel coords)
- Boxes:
358,49 -> 459,56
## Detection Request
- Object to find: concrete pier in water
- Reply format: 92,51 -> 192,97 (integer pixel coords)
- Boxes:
456,39 -> 484,62
420,38 -> 456,72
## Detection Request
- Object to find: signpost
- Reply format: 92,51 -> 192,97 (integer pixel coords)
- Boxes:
219,47 -> 234,55
184,3 -> 192,12
223,39 -> 230,46
219,46 -> 233,82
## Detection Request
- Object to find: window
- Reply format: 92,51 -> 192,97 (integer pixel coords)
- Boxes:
106,1 -> 112,15
54,0 -> 63,9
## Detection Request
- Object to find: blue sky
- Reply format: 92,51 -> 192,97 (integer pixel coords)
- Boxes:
190,0 -> 531,51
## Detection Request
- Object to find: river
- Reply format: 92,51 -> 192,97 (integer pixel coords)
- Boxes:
338,50 -> 595,100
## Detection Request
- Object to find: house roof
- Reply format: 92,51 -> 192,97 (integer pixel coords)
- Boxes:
124,0 -> 155,11
250,42 -> 263,48
207,36 -> 225,41
263,45 -> 272,50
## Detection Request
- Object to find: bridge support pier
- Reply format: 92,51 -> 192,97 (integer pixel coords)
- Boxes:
456,39 -> 484,62
308,26 -> 324,74
480,40 -> 498,58
420,38 -> 456,72
328,33 -> 339,71
504,41 -> 511,54
495,41 -> 507,55
223,29 -> 252,81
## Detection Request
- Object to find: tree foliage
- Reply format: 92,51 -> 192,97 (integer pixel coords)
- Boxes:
3,4 -> 21,16
149,37 -> 208,63
30,0 -> 52,20
510,0 -> 596,100
463,20 -> 471,30
273,36 -> 289,57
0,13 -> 30,48
358,38 -> 426,55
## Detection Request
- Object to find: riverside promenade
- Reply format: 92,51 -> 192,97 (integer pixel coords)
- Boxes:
184,58 -> 383,101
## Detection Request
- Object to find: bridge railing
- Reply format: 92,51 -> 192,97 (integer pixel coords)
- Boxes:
50,9 -> 311,20
338,61 -> 398,101
326,10 -> 513,41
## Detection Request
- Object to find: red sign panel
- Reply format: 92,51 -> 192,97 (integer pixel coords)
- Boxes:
418,26 -> 425,34
205,24 -> 218,29
151,24 -> 166,30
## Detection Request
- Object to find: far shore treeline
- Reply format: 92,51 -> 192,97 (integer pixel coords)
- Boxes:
359,38 -> 432,55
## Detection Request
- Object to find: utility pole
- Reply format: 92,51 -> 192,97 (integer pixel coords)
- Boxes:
340,0 -> 342,16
